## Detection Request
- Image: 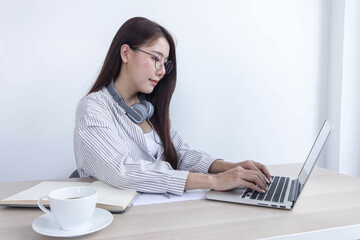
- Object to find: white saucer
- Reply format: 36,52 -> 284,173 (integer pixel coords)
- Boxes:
32,208 -> 113,238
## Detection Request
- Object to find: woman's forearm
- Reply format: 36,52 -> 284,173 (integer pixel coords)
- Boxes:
184,172 -> 215,190
208,159 -> 237,173
184,159 -> 271,193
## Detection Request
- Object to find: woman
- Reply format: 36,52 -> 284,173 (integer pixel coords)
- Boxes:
74,17 -> 271,196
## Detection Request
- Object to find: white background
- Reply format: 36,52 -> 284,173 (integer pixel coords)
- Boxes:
0,0 -> 358,182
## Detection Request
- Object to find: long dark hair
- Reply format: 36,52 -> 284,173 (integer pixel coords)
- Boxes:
88,17 -> 178,169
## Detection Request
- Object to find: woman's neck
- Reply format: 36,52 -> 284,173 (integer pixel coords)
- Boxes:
113,74 -> 139,105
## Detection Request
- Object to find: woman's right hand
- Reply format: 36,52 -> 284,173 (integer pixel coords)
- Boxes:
210,166 -> 268,193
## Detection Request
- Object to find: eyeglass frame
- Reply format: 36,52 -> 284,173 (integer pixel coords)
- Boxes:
130,47 -> 173,74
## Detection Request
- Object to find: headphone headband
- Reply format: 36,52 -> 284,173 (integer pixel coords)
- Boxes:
106,80 -> 154,124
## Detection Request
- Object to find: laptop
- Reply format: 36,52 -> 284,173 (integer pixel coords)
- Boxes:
206,120 -> 334,210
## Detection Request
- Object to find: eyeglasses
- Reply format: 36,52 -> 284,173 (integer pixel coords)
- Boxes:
131,47 -> 173,74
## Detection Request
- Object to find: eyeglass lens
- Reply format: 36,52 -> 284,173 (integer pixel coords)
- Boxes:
164,60 -> 173,74
155,56 -> 173,74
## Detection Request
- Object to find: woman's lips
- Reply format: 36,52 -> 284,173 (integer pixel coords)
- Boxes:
149,79 -> 159,86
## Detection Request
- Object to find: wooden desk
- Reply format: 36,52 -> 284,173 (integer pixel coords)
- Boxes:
1,164 -> 360,240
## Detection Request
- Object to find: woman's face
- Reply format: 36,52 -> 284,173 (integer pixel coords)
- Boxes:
127,37 -> 170,94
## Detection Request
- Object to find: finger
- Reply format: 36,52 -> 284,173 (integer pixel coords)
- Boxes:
251,161 -> 272,183
252,161 -> 271,178
242,172 -> 267,192
236,166 -> 266,186
246,162 -> 269,185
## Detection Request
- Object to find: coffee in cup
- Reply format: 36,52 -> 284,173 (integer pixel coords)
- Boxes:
38,186 -> 98,231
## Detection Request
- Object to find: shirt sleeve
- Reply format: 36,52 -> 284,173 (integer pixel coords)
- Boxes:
171,127 -> 218,173
74,100 -> 188,196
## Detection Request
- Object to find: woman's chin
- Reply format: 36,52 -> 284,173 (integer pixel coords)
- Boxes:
141,86 -> 156,94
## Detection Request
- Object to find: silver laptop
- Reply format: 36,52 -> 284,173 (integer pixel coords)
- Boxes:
206,120 -> 333,210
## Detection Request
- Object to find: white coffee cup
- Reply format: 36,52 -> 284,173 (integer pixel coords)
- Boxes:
38,186 -> 98,231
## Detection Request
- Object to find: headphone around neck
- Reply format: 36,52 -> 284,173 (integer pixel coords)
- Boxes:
106,80 -> 154,124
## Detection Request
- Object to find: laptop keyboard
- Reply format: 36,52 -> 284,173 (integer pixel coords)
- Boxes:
241,176 -> 290,203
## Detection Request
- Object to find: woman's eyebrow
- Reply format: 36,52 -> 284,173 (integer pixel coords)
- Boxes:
151,50 -> 169,60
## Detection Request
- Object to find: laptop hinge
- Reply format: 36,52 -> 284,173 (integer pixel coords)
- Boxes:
289,179 -> 300,202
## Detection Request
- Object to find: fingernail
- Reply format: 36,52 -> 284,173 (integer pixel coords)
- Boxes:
261,189 -> 266,193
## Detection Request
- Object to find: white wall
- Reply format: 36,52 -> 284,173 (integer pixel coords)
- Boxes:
324,0 -> 360,178
0,0 -> 331,182
337,0 -> 360,177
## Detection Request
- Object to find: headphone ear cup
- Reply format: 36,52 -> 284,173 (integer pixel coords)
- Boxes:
132,101 -> 154,121
131,103 -> 148,122
142,100 -> 154,119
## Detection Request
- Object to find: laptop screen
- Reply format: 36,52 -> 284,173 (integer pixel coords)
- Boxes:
297,120 -> 333,195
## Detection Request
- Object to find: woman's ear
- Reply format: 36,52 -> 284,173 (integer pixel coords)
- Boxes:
120,44 -> 131,63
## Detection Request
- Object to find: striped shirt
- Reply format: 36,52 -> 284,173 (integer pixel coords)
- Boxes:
73,87 -> 217,196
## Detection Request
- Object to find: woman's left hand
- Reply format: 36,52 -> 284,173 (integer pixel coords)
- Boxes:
236,160 -> 271,184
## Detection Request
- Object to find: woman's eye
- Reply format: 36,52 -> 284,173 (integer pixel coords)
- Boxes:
154,56 -> 160,62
